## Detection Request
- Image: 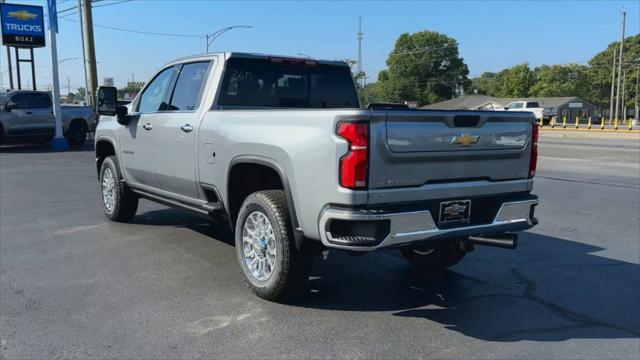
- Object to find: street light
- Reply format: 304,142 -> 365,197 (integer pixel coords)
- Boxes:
206,25 -> 252,53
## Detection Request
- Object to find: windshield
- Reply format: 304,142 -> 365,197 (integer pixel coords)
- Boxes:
217,58 -> 359,109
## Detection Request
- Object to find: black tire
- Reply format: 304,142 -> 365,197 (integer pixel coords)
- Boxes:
99,156 -> 138,222
235,190 -> 313,302
65,120 -> 88,147
401,238 -> 467,271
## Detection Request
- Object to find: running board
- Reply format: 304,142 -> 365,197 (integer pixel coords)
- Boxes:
132,189 -> 210,217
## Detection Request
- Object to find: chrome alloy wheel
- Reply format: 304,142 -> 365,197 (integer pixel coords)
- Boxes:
242,211 -> 277,281
101,167 -> 116,213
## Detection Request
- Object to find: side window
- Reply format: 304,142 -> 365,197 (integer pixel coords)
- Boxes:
168,62 -> 210,111
137,67 -> 176,113
29,93 -> 53,108
8,93 -> 29,109
511,102 -> 524,109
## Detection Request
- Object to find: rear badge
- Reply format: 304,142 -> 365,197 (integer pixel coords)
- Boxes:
439,199 -> 471,224
451,134 -> 479,147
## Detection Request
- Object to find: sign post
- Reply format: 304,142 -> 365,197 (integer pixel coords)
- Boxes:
47,0 -> 68,151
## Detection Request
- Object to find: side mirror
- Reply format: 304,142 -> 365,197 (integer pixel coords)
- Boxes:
5,101 -> 16,112
503,106 -> 509,110
115,105 -> 132,126
96,86 -> 118,116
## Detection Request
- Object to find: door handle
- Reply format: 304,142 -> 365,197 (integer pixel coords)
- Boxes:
143,123 -> 153,130
180,124 -> 194,133
26,111 -> 33,115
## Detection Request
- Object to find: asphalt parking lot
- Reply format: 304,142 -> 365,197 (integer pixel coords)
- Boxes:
1,133 -> 639,359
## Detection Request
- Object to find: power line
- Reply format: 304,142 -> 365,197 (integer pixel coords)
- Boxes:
60,17 -> 203,38
57,0 -> 134,18
93,0 -> 133,9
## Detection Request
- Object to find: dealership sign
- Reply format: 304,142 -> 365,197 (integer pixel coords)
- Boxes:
0,3 -> 45,47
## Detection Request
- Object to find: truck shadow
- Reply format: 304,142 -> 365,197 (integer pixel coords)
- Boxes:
132,208 -> 640,342
298,231 -> 640,342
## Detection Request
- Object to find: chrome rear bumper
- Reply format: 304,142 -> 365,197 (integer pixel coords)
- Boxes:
318,199 -> 538,251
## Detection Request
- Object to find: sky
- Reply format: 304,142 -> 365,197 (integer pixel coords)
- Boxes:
1,0 -> 639,92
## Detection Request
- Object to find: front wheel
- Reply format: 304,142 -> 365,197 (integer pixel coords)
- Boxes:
99,156 -> 138,222
235,190 -> 313,301
401,238 -> 467,271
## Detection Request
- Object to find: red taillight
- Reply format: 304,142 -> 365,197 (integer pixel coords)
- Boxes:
337,122 -> 368,189
529,123 -> 539,177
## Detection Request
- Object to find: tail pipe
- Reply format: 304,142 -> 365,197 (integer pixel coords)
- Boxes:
469,233 -> 518,249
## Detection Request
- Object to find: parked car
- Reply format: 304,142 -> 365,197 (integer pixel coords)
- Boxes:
504,101 -> 549,124
94,52 -> 539,301
0,90 -> 96,146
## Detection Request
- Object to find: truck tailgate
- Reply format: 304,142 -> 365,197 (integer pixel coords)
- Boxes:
368,110 -> 534,193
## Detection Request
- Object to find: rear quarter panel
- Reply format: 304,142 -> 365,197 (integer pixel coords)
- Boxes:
196,109 -> 370,240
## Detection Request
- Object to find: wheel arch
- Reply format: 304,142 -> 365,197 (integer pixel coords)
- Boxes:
227,156 -> 301,244
95,138 -> 117,177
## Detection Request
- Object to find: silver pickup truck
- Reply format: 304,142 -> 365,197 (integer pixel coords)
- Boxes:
94,52 -> 539,301
0,90 -> 95,147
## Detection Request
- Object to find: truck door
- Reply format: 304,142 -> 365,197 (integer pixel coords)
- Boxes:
4,92 -> 53,137
119,66 -> 176,189
3,93 -> 31,136
26,93 -> 55,137
152,61 -> 212,200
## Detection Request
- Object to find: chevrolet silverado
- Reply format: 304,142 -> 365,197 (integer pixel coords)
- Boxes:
94,52 -> 539,301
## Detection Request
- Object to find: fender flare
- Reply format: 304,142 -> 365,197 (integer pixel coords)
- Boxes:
95,137 -> 120,176
228,155 -> 305,248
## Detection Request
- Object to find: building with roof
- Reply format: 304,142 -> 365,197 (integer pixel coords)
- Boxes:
422,95 -> 599,123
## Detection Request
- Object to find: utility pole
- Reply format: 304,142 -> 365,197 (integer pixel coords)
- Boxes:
621,70 -> 626,121
82,0 -> 98,106
357,16 -> 363,87
67,76 -> 71,96
78,0 -> 89,105
614,10 -> 626,122
635,65 -> 639,122
609,52 -> 616,123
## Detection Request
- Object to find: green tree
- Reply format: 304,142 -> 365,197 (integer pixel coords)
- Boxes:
117,82 -> 145,100
377,30 -> 470,105
75,87 -> 86,99
343,58 -> 367,106
530,64 -> 590,98
493,63 -> 535,97
587,34 -> 639,111
468,72 -> 499,95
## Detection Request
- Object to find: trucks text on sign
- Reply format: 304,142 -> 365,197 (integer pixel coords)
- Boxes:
0,3 -> 45,47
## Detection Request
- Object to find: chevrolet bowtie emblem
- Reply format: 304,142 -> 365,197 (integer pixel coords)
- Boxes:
451,133 -> 479,147
8,10 -> 38,21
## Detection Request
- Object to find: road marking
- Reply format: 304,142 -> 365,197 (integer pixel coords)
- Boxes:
53,224 -> 105,235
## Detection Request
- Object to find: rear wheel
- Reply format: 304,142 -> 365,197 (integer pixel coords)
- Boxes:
401,238 -> 467,271
65,120 -> 88,147
99,156 -> 138,222
235,190 -> 313,301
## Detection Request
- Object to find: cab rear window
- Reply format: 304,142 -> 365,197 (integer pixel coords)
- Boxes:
217,58 -> 359,109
